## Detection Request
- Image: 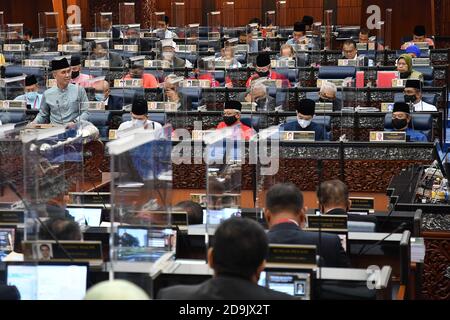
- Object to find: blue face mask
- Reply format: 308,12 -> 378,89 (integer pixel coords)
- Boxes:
25,92 -> 38,105
95,93 -> 105,102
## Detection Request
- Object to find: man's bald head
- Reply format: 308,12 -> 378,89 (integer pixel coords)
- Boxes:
93,80 -> 110,92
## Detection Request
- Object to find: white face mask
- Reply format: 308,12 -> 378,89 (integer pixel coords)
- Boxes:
132,119 -> 146,127
298,119 -> 311,128
72,36 -> 82,43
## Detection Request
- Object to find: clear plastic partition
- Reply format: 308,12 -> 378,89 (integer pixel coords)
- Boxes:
205,127 -> 242,235
116,55 -> 145,109
384,9 -> 392,50
0,12 -> 4,40
324,10 -> 333,50
207,11 -> 222,53
59,24 -> 83,54
121,24 -> 141,55
4,24 -> 26,61
21,125 -> 85,241
222,1 -> 235,38
171,1 -> 186,38
107,125 -> 173,272
86,39 -> 111,79
38,12 -> 59,40
338,79 -> 360,141
276,1 -> 287,27
310,22 -> 323,53
95,12 -> 113,34
119,2 -> 136,25
0,75 -> 26,102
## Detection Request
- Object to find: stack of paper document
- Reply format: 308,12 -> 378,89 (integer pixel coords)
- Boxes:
411,237 -> 426,263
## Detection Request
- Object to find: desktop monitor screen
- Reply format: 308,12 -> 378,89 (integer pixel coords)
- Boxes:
0,227 -> 15,261
203,208 -> 242,225
67,207 -> 102,227
6,263 -> 88,300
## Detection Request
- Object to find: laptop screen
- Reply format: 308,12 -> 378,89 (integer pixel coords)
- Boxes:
258,271 -> 311,299
67,207 -> 102,227
0,227 -> 15,261
6,263 -> 88,300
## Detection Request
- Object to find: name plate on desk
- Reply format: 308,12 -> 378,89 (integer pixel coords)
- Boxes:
370,131 -> 406,142
414,42 -> 429,50
282,131 -> 315,142
338,59 -> 358,67
267,244 -> 317,266
190,193 -> 207,206
109,129 -> 118,140
192,130 -> 216,141
292,44 -> 309,52
140,31 -> 154,38
144,60 -> 170,68
114,79 -> 142,88
235,44 -> 249,53
208,32 -> 221,40
84,60 -> 110,68
271,59 -> 296,68
69,192 -> 111,205
412,58 -> 431,66
3,44 -> 26,52
176,44 -> 197,52
22,240 -> 103,263
46,79 -> 57,88
148,101 -> 178,112
0,210 -> 24,225
381,102 -> 394,112
317,79 -> 346,88
83,101 -> 105,110
349,197 -> 375,213
23,59 -> 49,68
241,102 -> 257,112
392,79 -> 407,88
357,42 -> 375,51
58,44 -> 82,52
213,60 -> 228,69
114,44 -> 139,52
181,79 -> 210,88
305,215 -> 348,230
315,102 -> 333,113
0,100 -> 26,109
86,32 -> 112,39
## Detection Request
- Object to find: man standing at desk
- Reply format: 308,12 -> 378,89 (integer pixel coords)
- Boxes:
32,58 -> 89,126
281,99 -> 327,141
390,102 -> 428,142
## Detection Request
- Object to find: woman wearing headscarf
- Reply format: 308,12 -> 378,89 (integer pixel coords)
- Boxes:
396,54 -> 423,81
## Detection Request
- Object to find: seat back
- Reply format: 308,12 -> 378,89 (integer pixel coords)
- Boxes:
413,66 -> 434,86
121,112 -> 167,125
0,111 -> 27,124
88,111 -> 112,139
384,113 -> 432,141
179,87 -> 202,110
240,115 -> 261,132
318,66 -> 357,80
348,221 -> 376,233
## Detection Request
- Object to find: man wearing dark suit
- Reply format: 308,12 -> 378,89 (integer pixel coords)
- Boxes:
93,80 -> 123,111
157,218 -> 292,300
280,99 -> 328,141
318,179 -> 378,228
265,183 -> 350,268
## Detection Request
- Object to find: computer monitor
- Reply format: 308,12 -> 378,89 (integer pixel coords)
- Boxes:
116,226 -> 175,262
6,262 -> 88,300
66,207 -> 102,227
258,270 -> 312,299
0,226 -> 15,261
202,208 -> 242,225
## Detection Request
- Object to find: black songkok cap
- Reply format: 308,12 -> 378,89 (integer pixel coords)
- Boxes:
405,79 -> 422,90
256,53 -> 271,67
70,56 -> 81,67
51,58 -> 70,71
132,98 -> 148,116
414,25 -> 426,36
224,100 -> 242,111
302,16 -> 314,26
294,21 -> 306,32
296,99 -> 315,116
393,102 -> 410,114
25,75 -> 37,86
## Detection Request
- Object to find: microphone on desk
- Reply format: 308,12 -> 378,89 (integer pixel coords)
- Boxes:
357,222 -> 408,256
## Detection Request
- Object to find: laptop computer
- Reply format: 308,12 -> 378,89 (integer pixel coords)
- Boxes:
66,207 -> 102,227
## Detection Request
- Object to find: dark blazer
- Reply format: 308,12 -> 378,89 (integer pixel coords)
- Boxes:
0,285 -> 20,300
157,275 -> 292,300
281,120 -> 327,141
106,95 -> 124,111
267,222 -> 350,268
